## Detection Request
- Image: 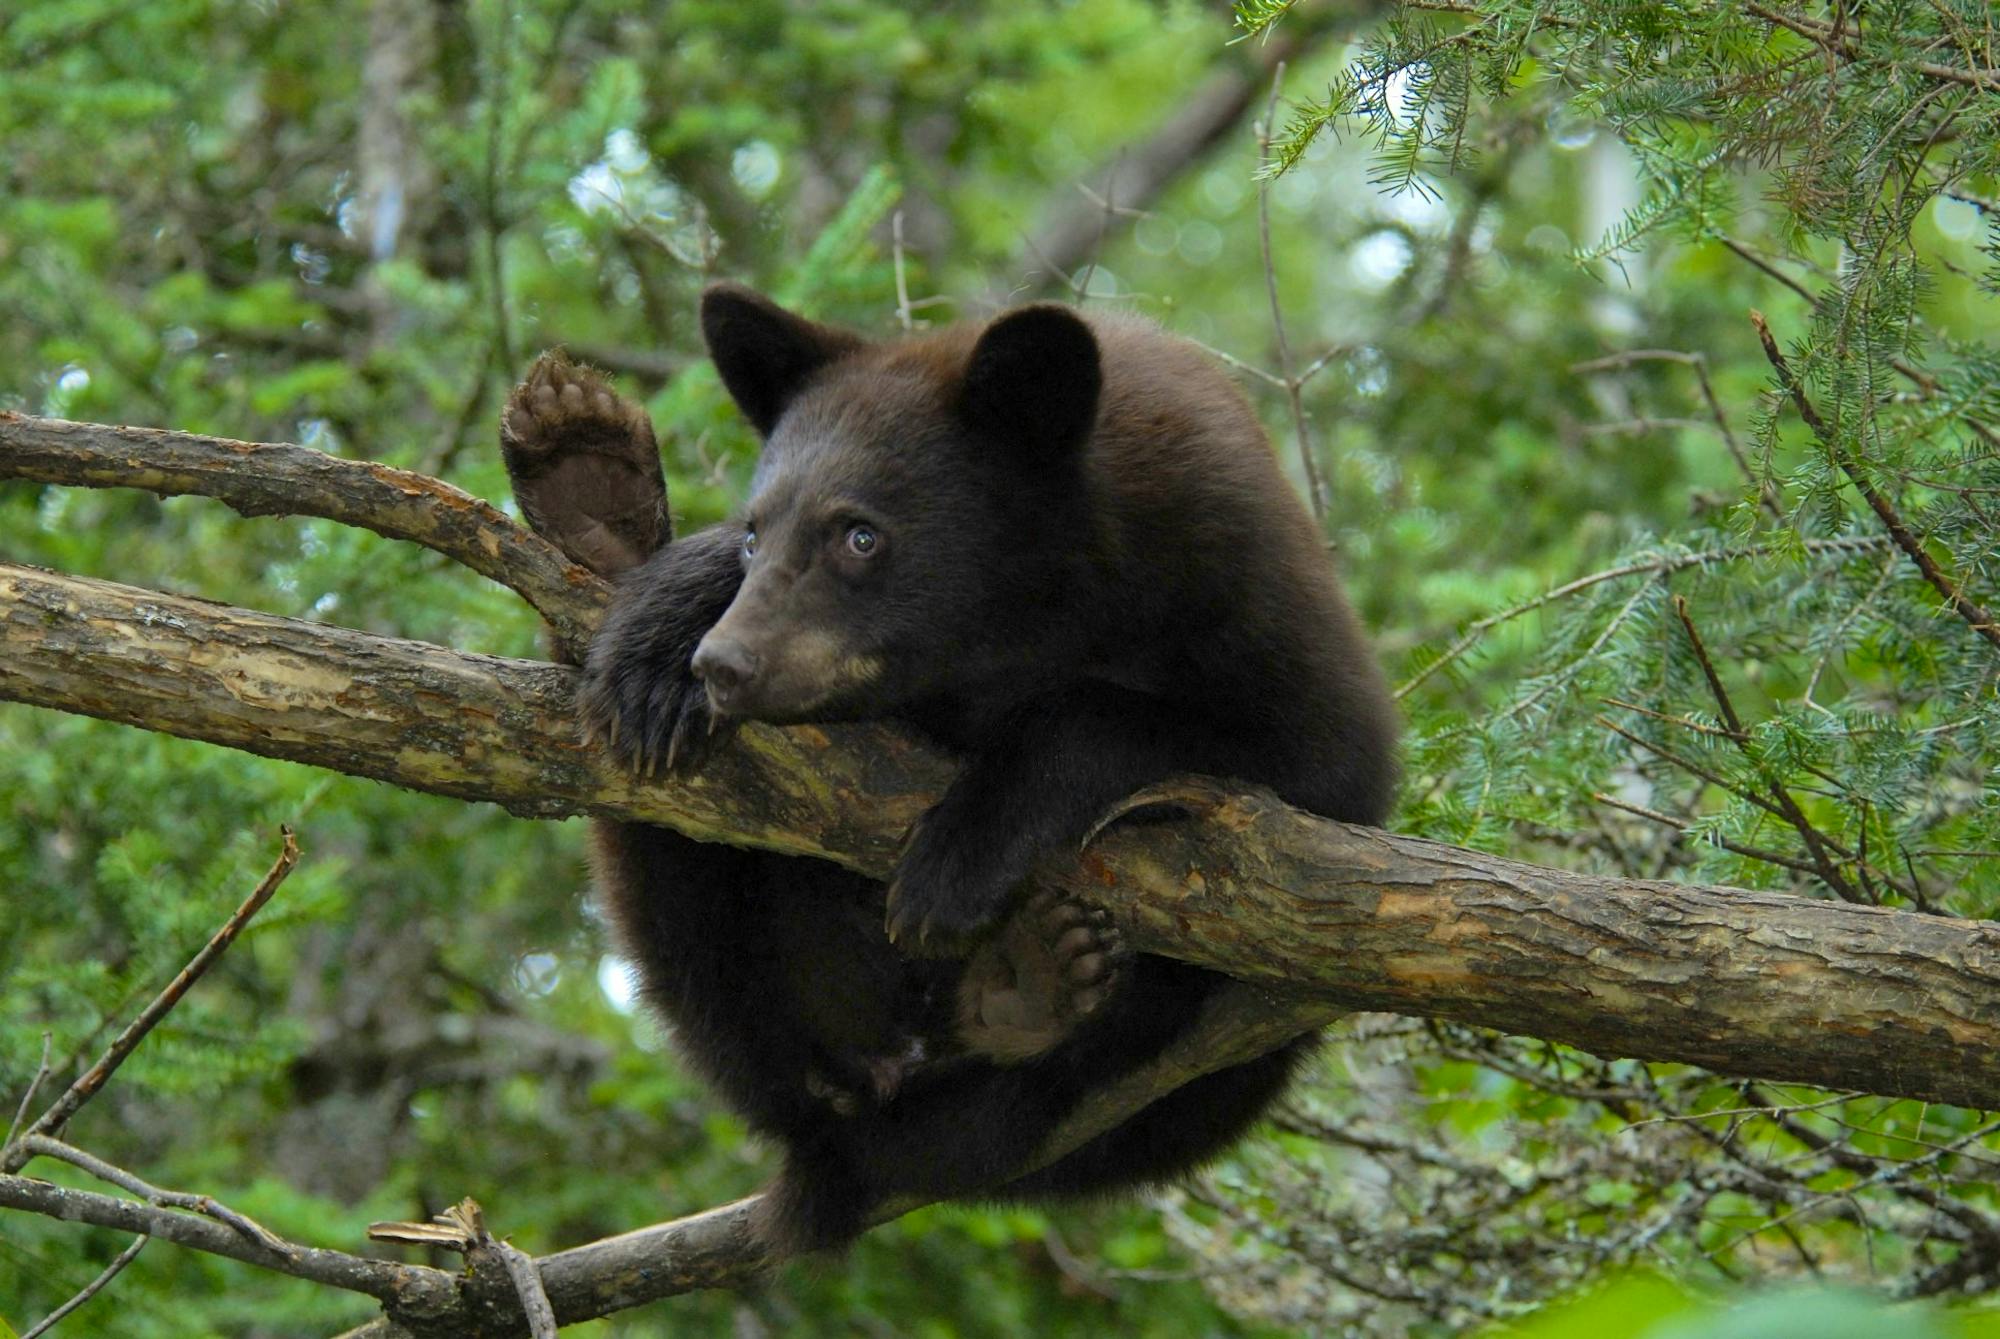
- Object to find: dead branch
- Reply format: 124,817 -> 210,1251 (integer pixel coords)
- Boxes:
19,1233 -> 148,1339
0,1173 -> 460,1313
1,829 -> 299,1172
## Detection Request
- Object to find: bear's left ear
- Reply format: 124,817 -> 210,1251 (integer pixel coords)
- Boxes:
959,304 -> 1102,462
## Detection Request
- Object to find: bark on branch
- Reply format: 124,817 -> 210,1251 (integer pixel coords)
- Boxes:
0,412 -> 607,655
4,557 -> 1999,1111
9,412 -> 2000,1333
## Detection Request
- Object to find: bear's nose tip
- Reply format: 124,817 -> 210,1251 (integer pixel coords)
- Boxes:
690,637 -> 758,707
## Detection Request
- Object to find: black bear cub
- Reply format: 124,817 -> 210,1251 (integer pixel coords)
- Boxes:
500,284 -> 1396,1254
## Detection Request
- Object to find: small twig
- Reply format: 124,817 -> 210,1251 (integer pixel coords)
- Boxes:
1744,3 -> 2000,95
14,1135 -> 296,1256
5,1032 -> 52,1149
3,828 -> 300,1171
459,1200 -> 558,1339
1671,596 -> 1746,738
1183,336 -> 1290,389
19,1232 -> 148,1339
1672,595 -> 1865,903
423,337 -> 502,478
1039,1225 -> 1120,1302
480,0 -> 516,370
1071,157 -> 1120,304
1600,696 -> 1745,741
1752,309 -> 2000,654
1498,573 -> 1662,724
490,1236 -> 558,1339
1720,237 -> 1818,304
1295,344 -> 1345,387
371,1200 -> 558,1337
1803,551 -> 1900,714
891,210 -> 914,332
1572,347 -> 1781,517
1256,62 -> 1329,523
1596,716 -> 1792,824
1578,417 -> 1724,438
1592,792 -> 1827,881
1398,536 -> 1892,699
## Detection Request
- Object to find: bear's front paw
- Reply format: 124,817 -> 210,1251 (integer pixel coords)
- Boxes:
501,352 -> 668,577
578,643 -> 735,779
884,808 -> 1028,957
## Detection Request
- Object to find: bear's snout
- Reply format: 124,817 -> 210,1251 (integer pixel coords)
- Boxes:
691,636 -> 759,713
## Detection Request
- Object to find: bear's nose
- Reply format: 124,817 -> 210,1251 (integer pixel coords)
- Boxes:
690,636 -> 759,709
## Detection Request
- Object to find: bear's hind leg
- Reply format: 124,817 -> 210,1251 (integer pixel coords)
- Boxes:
956,888 -> 1127,1063
998,1036 -> 1312,1200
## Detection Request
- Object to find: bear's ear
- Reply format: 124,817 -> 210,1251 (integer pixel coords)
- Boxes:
959,304 -> 1102,462
700,283 -> 864,437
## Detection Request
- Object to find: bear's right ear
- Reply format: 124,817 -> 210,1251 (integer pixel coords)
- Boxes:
959,304 -> 1102,465
700,283 -> 864,437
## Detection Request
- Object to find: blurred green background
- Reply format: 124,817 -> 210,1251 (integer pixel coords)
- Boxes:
3,1 -> 1998,1334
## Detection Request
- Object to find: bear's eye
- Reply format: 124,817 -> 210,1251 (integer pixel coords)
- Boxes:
844,525 -> 879,558
741,527 -> 758,560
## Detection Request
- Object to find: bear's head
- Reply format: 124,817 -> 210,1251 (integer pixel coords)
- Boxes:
688,283 -> 1103,723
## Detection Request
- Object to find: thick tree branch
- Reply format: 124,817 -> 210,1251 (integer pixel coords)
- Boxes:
0,412 -> 607,656
4,559 -> 2000,1113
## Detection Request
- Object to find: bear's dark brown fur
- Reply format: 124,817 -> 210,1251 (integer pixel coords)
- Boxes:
505,285 -> 1396,1253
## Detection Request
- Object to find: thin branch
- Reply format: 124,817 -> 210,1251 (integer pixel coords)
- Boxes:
1672,595 -> 1864,902
0,1173 -> 457,1309
1592,791 -> 1828,881
1596,715 -> 1794,825
1395,536 -> 1892,699
2,828 -> 299,1172
1256,62 -> 1330,522
1600,696 -> 1744,741
5,1033 -> 51,1149
13,1135 -> 294,1255
1720,236 -> 1819,304
1496,571 -> 1661,725
1572,348 -> 1782,517
1751,310 -> 2000,654
19,1233 -> 148,1339
1015,20 -> 1324,285
1744,3 -> 2000,95
0,413 -> 607,657
891,210 -> 915,332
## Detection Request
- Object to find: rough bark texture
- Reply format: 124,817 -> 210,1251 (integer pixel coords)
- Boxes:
5,560 -> 2000,1111
0,413 -> 605,654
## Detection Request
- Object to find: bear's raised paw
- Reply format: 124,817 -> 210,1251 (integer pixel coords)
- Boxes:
501,352 -> 668,577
